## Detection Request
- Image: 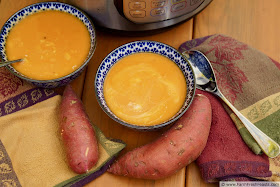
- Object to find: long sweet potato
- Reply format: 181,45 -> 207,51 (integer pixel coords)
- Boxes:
107,94 -> 212,179
59,85 -> 99,174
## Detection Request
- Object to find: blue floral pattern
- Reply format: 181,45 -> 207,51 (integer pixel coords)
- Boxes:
0,2 -> 96,88
95,40 -> 196,131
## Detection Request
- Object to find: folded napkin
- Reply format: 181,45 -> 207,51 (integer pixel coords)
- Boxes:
0,68 -> 126,187
179,34 -> 280,182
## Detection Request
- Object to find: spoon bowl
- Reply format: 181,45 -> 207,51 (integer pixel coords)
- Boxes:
183,50 -> 280,158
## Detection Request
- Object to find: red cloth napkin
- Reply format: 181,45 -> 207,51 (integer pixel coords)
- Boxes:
196,89 -> 270,181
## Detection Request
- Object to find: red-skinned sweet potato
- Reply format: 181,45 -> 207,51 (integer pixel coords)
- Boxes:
59,85 -> 99,174
107,94 -> 212,179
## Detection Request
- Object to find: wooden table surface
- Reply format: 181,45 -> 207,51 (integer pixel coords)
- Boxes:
1,0 -> 280,186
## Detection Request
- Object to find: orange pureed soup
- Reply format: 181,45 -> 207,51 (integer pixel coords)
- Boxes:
103,52 -> 187,126
5,10 -> 90,80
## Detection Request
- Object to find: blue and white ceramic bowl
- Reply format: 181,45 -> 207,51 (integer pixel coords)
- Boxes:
95,40 -> 196,131
0,2 -> 96,88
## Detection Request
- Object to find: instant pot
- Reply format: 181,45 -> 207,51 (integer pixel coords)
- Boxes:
59,0 -> 212,31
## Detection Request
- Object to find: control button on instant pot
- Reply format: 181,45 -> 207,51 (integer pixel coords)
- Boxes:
190,0 -> 202,6
172,0 -> 186,4
129,10 -> 146,18
171,2 -> 187,12
150,8 -> 166,16
129,2 -> 146,10
151,0 -> 167,8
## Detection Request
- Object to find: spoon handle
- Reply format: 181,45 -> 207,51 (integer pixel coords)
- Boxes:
0,59 -> 23,68
215,89 -> 280,158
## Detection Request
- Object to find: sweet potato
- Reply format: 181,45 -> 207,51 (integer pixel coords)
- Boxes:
107,94 -> 212,179
59,85 -> 99,174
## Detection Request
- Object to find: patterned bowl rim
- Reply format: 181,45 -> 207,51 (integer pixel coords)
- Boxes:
0,1 -> 96,83
95,40 -> 196,131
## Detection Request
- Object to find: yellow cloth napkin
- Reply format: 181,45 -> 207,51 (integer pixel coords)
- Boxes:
0,68 -> 125,187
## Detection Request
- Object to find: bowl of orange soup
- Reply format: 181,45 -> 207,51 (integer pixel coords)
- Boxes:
0,2 -> 96,88
95,41 -> 196,131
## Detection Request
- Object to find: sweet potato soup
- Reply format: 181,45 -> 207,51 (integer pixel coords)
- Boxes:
5,10 -> 90,80
103,52 -> 187,126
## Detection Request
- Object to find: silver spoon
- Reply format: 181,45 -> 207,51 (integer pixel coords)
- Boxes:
182,50 -> 280,158
0,59 -> 23,68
